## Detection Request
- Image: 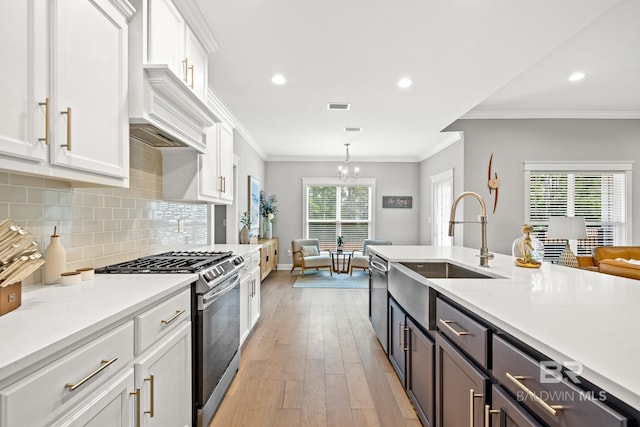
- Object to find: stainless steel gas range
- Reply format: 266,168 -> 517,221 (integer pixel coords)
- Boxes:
96,250 -> 244,427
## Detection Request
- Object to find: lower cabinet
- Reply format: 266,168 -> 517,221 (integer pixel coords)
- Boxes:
55,369 -> 135,427
388,297 -> 435,426
488,384 -> 543,427
240,251 -> 261,346
134,322 -> 192,427
259,238 -> 278,281
435,332 -> 489,427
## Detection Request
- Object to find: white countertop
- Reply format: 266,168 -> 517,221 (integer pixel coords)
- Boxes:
0,274 -> 196,385
369,245 -> 640,411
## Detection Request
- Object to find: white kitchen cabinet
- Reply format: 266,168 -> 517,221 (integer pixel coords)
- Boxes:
162,121 -> 235,204
240,250 -> 261,346
0,0 -> 47,164
55,369 -> 135,427
146,0 -> 208,101
0,0 -> 132,187
134,322 -> 192,427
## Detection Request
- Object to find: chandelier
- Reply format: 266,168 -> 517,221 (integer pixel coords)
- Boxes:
337,143 -> 360,181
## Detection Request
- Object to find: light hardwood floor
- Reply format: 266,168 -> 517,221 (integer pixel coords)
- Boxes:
209,271 -> 421,427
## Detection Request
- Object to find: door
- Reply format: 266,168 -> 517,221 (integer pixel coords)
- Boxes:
50,0 -> 128,179
134,322 -> 192,427
431,169 -> 454,247
0,0 -> 47,163
488,385 -> 542,427
407,317 -> 435,427
55,369 -> 134,427
388,298 -> 407,385
185,27 -> 207,100
436,332 -> 489,427
147,0 -> 184,77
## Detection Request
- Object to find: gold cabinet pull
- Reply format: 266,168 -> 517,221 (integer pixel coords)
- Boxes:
484,404 -> 500,427
506,372 -> 563,416
161,309 -> 186,325
144,374 -> 155,417
38,97 -> 49,144
469,389 -> 483,427
60,107 -> 71,150
439,319 -> 470,336
182,58 -> 189,82
65,356 -> 118,391
130,387 -> 141,427
189,65 -> 195,88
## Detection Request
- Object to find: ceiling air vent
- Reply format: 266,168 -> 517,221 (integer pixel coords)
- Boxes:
344,127 -> 362,133
327,102 -> 351,110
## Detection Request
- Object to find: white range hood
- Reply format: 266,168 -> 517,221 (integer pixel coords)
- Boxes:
129,64 -> 216,153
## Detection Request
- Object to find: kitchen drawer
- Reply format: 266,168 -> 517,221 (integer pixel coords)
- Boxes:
436,297 -> 490,368
493,335 -> 629,426
0,322 -> 134,427
135,288 -> 191,355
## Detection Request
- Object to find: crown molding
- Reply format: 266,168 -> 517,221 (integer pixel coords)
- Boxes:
417,132 -> 462,162
461,109 -> 640,119
173,0 -> 219,53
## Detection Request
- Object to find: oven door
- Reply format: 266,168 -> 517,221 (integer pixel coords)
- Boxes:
194,273 -> 240,409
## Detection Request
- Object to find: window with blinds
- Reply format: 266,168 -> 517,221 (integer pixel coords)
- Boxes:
306,184 -> 372,251
525,162 -> 632,262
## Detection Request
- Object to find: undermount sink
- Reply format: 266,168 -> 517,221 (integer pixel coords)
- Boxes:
400,262 -> 493,279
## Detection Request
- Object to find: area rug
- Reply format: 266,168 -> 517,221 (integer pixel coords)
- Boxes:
293,270 -> 369,289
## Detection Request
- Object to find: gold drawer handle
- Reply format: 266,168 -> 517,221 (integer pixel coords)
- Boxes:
65,356 -> 118,391
144,374 -> 155,417
506,372 -> 564,416
469,388 -> 483,427
161,309 -> 186,325
130,387 -> 141,427
38,97 -> 49,144
439,318 -> 470,336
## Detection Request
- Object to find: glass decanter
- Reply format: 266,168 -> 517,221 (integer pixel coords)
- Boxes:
512,224 -> 544,267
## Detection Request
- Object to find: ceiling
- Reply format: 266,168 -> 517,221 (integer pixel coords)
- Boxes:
195,0 -> 640,162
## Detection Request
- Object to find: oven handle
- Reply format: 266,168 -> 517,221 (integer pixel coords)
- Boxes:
369,258 -> 388,274
201,273 -> 240,309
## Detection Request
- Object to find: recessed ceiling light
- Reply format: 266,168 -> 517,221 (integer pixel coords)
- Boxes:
328,103 -> 351,110
397,77 -> 413,89
271,74 -> 287,85
344,127 -> 362,132
568,72 -> 586,82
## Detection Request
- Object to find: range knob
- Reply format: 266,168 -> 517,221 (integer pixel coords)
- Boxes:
204,270 -> 215,281
232,256 -> 244,265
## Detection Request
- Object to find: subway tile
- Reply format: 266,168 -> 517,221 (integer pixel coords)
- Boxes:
94,232 -> 113,245
0,172 -> 9,184
10,174 -> 44,188
113,208 -> 128,220
0,203 -> 8,219
83,220 -> 103,233
83,194 -> 103,207
9,204 -> 43,221
43,178 -> 70,190
82,245 -> 104,260
69,232 -> 94,248
44,205 -> 72,221
103,219 -> 120,232
71,206 -> 95,220
0,185 -> 28,203
95,207 -> 113,220
104,196 -> 121,208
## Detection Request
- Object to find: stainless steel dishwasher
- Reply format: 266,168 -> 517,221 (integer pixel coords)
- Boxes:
369,254 -> 390,353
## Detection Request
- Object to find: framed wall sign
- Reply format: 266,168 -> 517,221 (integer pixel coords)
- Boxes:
248,176 -> 261,232
382,196 -> 412,209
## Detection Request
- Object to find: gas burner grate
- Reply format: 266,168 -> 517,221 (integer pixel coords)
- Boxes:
96,251 -> 234,274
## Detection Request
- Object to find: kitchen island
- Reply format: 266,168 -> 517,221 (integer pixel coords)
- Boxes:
369,245 -> 640,424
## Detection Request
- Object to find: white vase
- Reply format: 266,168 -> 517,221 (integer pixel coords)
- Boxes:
265,221 -> 272,239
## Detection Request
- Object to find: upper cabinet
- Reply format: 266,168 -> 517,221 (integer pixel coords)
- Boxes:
163,120 -> 234,204
0,0 -> 134,187
128,0 -> 218,152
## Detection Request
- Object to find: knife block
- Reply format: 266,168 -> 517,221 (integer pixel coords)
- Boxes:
0,281 -> 21,316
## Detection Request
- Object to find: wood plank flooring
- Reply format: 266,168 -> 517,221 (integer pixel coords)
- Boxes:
209,271 -> 421,427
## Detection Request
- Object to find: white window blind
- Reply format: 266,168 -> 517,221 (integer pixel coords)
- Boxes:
525,162 -> 632,261
304,180 -> 373,251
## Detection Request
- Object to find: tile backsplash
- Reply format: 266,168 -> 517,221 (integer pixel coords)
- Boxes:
0,141 -> 208,285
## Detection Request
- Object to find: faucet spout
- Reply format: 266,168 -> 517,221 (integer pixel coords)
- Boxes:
448,191 -> 491,267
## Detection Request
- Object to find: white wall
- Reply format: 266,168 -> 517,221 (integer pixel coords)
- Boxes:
264,161 -> 420,266
232,130 -> 265,239
444,119 -> 640,255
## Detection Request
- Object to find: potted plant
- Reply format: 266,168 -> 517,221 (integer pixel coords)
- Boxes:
337,235 -> 344,252
239,212 -> 251,244
259,191 -> 278,239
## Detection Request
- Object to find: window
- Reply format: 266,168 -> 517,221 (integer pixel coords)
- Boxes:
303,178 -> 375,251
524,162 -> 632,261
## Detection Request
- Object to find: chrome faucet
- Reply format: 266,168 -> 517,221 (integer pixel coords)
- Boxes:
448,191 -> 492,267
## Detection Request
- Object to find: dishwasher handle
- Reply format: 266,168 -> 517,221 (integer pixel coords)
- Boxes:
369,257 -> 388,274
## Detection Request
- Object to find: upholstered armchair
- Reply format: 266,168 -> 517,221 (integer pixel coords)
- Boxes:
290,239 -> 333,277
350,239 -> 392,275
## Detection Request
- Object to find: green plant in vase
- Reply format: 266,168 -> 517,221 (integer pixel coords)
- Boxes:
337,235 -> 344,252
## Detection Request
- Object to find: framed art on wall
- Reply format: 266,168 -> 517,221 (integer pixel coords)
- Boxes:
248,176 -> 261,233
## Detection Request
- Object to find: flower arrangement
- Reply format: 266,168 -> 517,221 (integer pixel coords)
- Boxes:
259,191 -> 278,221
240,212 -> 251,228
